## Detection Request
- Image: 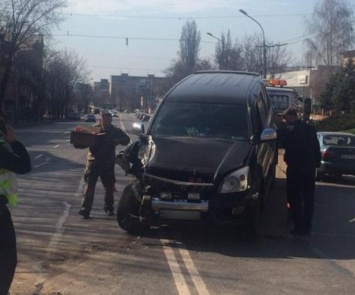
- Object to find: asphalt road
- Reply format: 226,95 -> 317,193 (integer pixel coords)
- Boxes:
7,113 -> 355,295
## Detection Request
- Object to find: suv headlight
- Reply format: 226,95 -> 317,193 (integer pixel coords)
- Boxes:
219,166 -> 250,193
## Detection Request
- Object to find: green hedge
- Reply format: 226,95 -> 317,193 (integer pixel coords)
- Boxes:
311,114 -> 355,134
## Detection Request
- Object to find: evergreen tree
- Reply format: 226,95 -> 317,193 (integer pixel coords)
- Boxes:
332,58 -> 355,112
319,58 -> 355,112
319,80 -> 336,110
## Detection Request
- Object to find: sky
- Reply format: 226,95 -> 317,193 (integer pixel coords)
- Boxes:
48,0 -> 336,82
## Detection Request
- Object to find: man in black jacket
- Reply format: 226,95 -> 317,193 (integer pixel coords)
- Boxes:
79,110 -> 130,219
276,109 -> 321,236
0,123 -> 31,295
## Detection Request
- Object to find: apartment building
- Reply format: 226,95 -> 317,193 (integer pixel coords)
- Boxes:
110,73 -> 165,112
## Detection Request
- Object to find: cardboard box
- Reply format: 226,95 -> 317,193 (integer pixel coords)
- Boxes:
75,125 -> 101,134
70,131 -> 106,148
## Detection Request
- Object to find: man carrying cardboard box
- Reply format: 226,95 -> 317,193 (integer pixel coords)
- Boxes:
78,109 -> 130,219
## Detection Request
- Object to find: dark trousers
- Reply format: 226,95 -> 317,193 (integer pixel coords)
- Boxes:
81,161 -> 116,213
286,167 -> 316,232
0,205 -> 17,295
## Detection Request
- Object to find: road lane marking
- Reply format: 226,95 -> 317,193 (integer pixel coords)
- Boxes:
161,238 -> 211,295
48,201 -> 71,255
53,144 -> 59,148
179,247 -> 210,295
161,239 -> 191,295
33,157 -> 50,168
35,154 -> 43,159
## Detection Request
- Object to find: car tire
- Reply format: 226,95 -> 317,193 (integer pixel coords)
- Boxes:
116,181 -> 151,235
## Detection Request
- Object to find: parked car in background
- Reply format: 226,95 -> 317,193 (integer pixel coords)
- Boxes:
109,110 -> 119,117
67,112 -> 81,120
85,114 -> 96,123
316,131 -> 355,181
141,114 -> 150,122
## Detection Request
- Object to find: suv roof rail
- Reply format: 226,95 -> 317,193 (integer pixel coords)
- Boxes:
194,70 -> 260,77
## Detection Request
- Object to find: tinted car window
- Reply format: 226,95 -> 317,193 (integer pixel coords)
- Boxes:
150,101 -> 249,141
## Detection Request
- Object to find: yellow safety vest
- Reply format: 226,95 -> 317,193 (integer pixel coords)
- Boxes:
0,168 -> 18,206
0,139 -> 18,206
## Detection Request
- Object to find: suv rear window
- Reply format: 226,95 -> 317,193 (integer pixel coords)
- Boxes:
150,101 -> 249,141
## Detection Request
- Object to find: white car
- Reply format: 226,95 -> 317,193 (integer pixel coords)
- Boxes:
109,110 -> 119,117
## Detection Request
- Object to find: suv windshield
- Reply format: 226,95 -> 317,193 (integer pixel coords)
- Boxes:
150,101 -> 249,141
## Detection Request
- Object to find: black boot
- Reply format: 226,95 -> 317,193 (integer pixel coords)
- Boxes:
79,208 -> 90,219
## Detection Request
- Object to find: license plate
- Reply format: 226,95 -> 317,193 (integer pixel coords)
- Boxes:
188,193 -> 200,200
341,154 -> 355,159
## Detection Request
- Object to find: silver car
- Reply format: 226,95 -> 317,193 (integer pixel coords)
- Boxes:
316,131 -> 355,180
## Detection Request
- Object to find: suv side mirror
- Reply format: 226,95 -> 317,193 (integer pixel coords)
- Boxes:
260,128 -> 277,142
132,122 -> 145,136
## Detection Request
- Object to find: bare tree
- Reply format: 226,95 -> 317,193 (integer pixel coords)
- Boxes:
164,20 -> 208,90
241,34 -> 264,74
267,42 -> 292,77
215,30 -> 244,71
178,20 -> 201,75
238,34 -> 292,77
215,30 -> 233,70
195,58 -> 215,72
44,50 -> 89,119
305,0 -> 355,67
0,0 -> 66,111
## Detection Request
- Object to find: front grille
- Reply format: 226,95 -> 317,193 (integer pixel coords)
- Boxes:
144,173 -> 215,201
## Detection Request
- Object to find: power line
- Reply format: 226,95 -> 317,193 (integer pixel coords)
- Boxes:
51,31 -> 314,50
53,33 -> 178,41
51,33 -> 215,44
65,12 -> 311,19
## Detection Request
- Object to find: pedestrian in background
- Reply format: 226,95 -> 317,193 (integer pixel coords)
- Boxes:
79,110 -> 130,219
0,121 -> 31,295
276,109 -> 321,236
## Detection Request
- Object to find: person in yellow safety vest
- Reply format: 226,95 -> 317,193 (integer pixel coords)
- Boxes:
0,121 -> 31,295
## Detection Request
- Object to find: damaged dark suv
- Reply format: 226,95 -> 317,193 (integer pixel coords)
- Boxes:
116,71 -> 277,238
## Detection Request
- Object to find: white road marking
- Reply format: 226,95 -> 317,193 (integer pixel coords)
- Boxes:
179,247 -> 210,295
161,238 -> 211,295
161,239 -> 191,295
47,201 -> 71,255
53,145 -> 59,149
34,154 -> 43,159
33,157 -> 50,168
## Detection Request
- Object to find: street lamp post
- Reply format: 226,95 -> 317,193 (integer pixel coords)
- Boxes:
239,9 -> 267,78
206,32 -> 222,42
